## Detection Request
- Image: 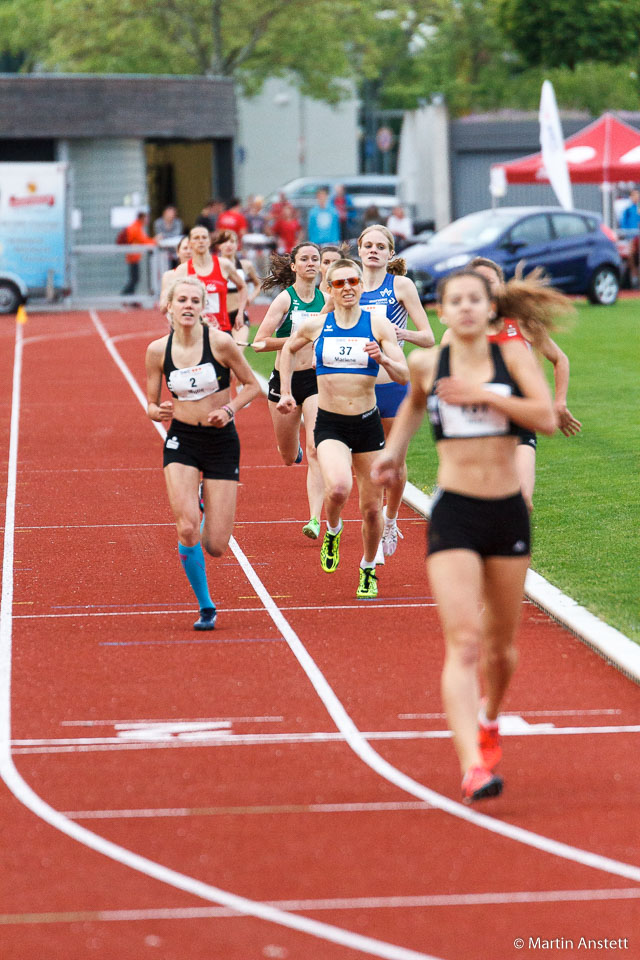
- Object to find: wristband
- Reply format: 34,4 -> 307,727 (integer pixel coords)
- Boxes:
222,404 -> 234,421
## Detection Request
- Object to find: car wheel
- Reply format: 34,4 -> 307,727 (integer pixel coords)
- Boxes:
0,281 -> 22,315
588,266 -> 619,305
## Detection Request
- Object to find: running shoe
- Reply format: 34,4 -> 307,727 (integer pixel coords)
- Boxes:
381,514 -> 403,557
356,566 -> 378,599
193,606 -> 217,631
198,480 -> 204,514
478,716 -> 502,770
374,540 -> 385,566
302,517 -> 321,540
294,444 -> 304,464
320,525 -> 342,573
461,765 -> 503,805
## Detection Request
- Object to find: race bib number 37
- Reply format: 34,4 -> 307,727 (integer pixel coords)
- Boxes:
322,336 -> 370,368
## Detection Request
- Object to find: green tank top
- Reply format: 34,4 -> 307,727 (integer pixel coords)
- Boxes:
275,284 -> 326,338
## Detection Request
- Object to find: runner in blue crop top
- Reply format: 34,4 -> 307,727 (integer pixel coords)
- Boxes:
276,258 -> 408,600
145,276 -> 260,633
371,268 -> 556,806
356,224 -> 435,562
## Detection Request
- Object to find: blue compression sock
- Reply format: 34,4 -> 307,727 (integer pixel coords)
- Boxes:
178,542 -> 214,610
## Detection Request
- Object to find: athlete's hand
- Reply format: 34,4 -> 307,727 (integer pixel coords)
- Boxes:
157,400 -> 174,422
364,339 -> 383,362
555,403 -> 582,436
207,407 -> 231,428
435,376 -> 484,406
252,340 -> 266,352
370,451 -> 402,487
276,393 -> 296,415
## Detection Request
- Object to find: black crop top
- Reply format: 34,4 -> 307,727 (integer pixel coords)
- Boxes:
163,323 -> 231,401
427,342 -> 522,441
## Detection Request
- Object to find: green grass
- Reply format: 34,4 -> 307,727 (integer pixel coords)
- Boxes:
247,302 -> 640,641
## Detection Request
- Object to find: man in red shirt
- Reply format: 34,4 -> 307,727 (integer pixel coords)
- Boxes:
270,202 -> 302,253
216,198 -> 248,241
121,212 -> 156,295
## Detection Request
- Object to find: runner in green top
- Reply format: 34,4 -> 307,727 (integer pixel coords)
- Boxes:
254,242 -> 327,539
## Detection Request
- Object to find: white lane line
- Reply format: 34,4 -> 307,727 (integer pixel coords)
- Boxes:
399,710 -> 623,719
230,534 -> 640,883
12,724 -> 640,752
60,715 -> 285,726
62,800 -> 435,820
0,313 -> 442,960
1,887 -> 639,926
12,602 -> 437,621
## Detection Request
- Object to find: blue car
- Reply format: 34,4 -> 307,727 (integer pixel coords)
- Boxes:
403,206 -> 621,305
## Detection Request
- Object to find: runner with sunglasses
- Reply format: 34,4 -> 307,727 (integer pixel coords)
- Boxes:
276,258 -> 408,598
253,243 -> 326,539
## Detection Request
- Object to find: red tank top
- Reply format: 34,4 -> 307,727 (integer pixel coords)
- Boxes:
487,317 -> 529,347
187,256 -> 230,331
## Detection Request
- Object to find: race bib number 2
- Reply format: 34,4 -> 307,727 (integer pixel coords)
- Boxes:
322,336 -> 369,368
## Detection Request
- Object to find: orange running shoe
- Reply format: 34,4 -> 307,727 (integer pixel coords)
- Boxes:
478,718 -> 502,770
461,765 -> 503,805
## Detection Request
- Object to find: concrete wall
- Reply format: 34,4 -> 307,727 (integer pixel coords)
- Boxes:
236,78 -> 359,199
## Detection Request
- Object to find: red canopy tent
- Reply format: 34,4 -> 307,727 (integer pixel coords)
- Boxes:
492,113 -> 640,222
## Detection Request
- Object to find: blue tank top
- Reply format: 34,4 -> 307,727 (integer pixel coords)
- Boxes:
314,310 -> 379,378
360,273 -> 408,337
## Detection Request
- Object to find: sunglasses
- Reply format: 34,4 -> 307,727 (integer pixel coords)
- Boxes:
329,276 -> 360,289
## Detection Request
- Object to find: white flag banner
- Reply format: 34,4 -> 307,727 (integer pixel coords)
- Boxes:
539,80 -> 573,210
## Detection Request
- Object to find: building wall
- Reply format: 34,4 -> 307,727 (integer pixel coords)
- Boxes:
236,79 -> 359,200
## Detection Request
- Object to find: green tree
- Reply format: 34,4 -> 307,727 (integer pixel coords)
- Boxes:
497,0 -> 640,71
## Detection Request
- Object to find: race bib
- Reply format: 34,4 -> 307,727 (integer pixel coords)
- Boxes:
168,362 -> 220,401
291,309 -> 323,333
439,382 -> 512,437
204,291 -> 220,316
322,336 -> 369,368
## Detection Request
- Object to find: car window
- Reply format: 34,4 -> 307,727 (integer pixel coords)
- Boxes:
345,182 -> 397,196
296,182 -> 331,198
551,214 -> 589,238
509,214 -> 551,246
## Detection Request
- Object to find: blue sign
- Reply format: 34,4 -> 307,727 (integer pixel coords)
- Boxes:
0,163 -> 67,289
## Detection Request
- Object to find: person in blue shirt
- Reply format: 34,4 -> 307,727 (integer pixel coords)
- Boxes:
620,189 -> 640,287
307,188 -> 341,245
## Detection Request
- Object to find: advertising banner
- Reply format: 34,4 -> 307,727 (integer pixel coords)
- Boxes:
0,163 -> 67,289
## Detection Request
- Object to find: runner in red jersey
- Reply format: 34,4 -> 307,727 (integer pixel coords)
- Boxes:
173,225 -> 246,333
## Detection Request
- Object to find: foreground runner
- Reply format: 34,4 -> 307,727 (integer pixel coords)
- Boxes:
277,258 -> 408,599
145,277 -> 260,630
372,269 -> 556,802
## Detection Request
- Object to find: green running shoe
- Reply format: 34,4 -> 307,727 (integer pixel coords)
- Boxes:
356,566 -> 378,599
303,516 -> 321,540
320,524 -> 342,572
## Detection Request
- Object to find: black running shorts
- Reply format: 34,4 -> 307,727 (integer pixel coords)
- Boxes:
314,406 -> 385,455
163,418 -> 240,481
268,367 -> 318,406
427,489 -> 530,558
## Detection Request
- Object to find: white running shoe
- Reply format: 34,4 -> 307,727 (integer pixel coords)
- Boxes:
381,513 -> 403,557
374,540 -> 385,565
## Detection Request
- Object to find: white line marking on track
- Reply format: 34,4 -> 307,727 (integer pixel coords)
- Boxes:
62,800 -> 435,820
0,314 -> 443,960
399,709 -> 624,719
60,715 -> 284,726
12,602 -> 437,620
1,887 -> 639,926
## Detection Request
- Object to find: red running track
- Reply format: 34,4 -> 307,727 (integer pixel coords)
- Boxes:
0,308 -> 638,960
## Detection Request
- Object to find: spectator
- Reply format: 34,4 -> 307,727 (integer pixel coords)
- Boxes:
196,199 -> 221,233
153,205 -> 183,241
216,197 -> 248,241
620,188 -> 640,287
362,204 -> 381,230
271,202 -> 302,253
121,212 -> 155,296
331,183 -> 354,241
386,204 -> 414,252
268,190 -> 288,225
246,195 -> 268,234
307,188 -> 340,245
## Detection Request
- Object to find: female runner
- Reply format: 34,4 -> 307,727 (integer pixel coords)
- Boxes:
253,243 -> 326,539
158,235 -> 191,312
145,276 -> 260,630
212,229 -> 261,348
372,269 -> 557,803
318,244 -> 343,295
467,257 -> 581,510
277,258 -> 408,598
357,225 -> 435,560
173,224 -> 246,333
